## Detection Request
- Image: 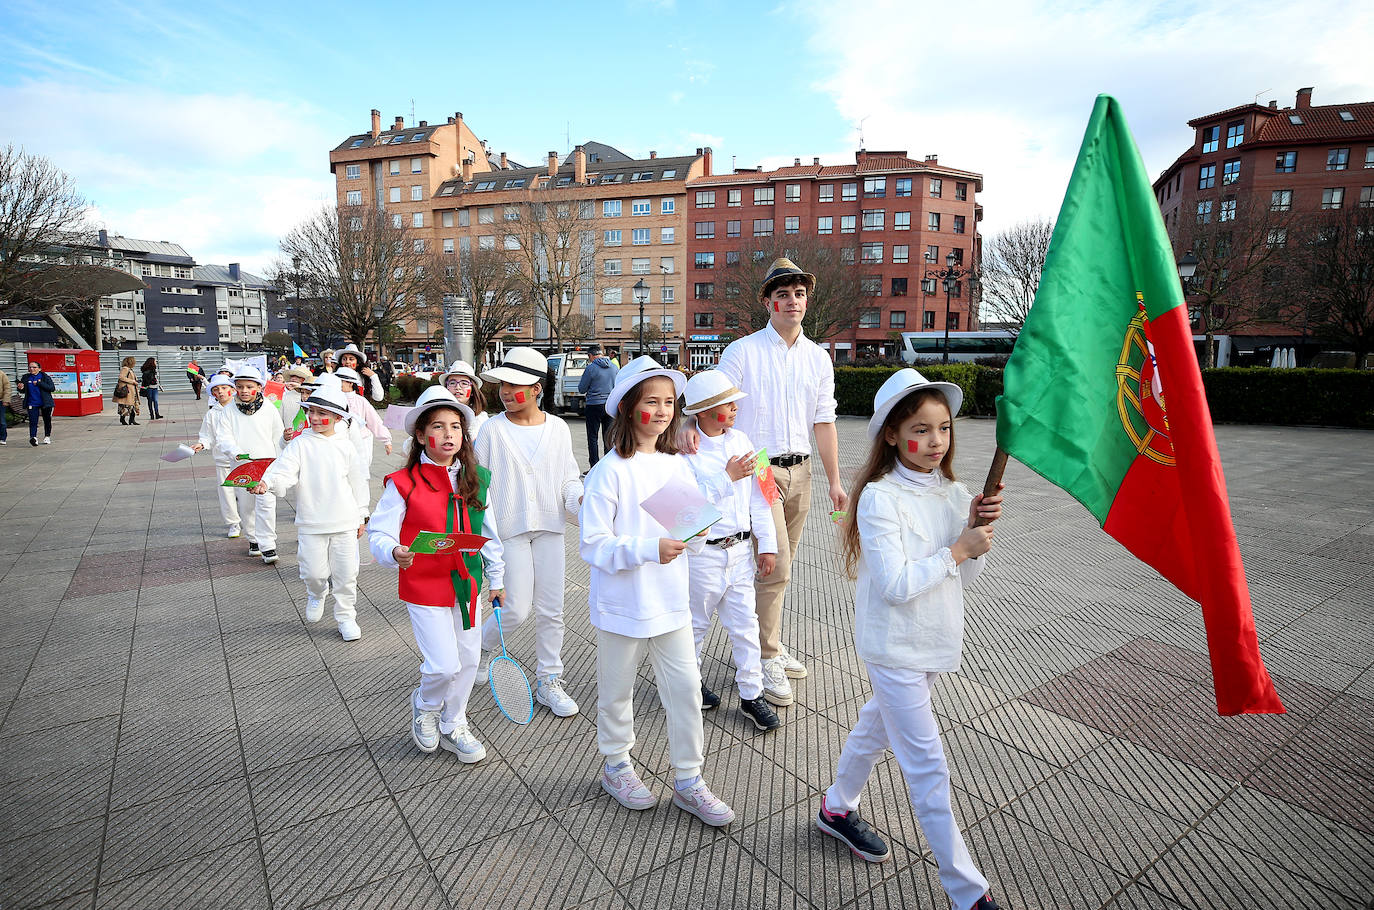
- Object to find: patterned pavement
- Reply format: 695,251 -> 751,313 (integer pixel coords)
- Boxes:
0,390 -> 1370,910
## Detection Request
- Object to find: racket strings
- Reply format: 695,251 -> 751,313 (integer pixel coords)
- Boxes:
489,656 -> 533,723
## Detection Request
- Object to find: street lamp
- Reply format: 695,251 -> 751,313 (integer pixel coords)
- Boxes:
290,254 -> 302,346
926,250 -> 976,364
633,279 -> 649,357
661,265 -> 671,364
1177,250 -> 1200,326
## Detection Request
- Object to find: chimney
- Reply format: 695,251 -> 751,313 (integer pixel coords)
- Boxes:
461,154 -> 474,183
419,120 -> 427,127
229,263 -> 241,281
649,150 -> 657,159
455,111 -> 462,123
1296,87 -> 1313,109
98,228 -> 109,247
548,151 -> 558,178
499,151 -> 507,169
1268,100 -> 1278,109
370,109 -> 381,138
447,116 -> 454,124
394,116 -> 404,131
813,157 -> 820,166
574,145 -> 587,184
925,154 -> 939,163
702,146 -> 713,177
794,157 -> 801,166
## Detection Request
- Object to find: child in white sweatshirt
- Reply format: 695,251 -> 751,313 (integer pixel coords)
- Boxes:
215,365 -> 284,563
335,366 -> 391,473
474,347 -> 583,716
579,356 -> 733,827
193,375 -> 241,538
253,375 -> 370,641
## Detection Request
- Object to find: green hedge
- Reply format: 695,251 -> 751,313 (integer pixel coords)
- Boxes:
836,365 -> 1374,428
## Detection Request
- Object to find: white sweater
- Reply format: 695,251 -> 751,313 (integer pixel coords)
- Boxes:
260,428 -> 369,533
474,412 -> 582,538
197,402 -> 233,467
215,400 -> 284,462
579,451 -> 703,638
853,469 -> 985,672
684,424 -> 777,553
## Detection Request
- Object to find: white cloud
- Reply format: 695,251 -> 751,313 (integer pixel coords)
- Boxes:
799,0 -> 1374,238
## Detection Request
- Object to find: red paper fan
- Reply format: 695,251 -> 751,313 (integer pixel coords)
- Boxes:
221,458 -> 274,487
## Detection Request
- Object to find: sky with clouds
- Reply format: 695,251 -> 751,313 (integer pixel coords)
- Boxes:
4,0 -> 1371,276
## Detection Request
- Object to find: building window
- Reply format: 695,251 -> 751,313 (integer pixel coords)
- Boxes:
785,184 -> 800,203
952,215 -> 966,234
840,247 -> 856,265
604,316 -> 622,331
661,227 -> 675,243
442,238 -> 454,254
861,242 -> 883,264
390,160 -> 401,176
727,188 -> 741,207
413,239 -> 425,253
661,198 -> 675,214
1275,151 -> 1297,173
928,212 -> 941,230
864,177 -> 886,198
696,221 -> 715,239
694,310 -> 714,327
349,217 -> 362,231
478,207 -> 495,224
632,228 -> 651,245
1328,148 -> 1350,170
753,219 -> 774,237
459,209 -> 470,226
1196,200 -> 1212,223
817,216 -> 833,235
841,182 -> 857,202
930,178 -> 943,198
1219,198 -> 1236,222
859,307 -> 880,327
695,252 -> 715,269
695,190 -> 715,208
1201,125 -> 1219,154
955,182 -> 968,201
862,210 -> 885,231
662,288 -> 675,305
411,158 -> 422,174
345,164 -> 360,179
660,257 -> 674,273
922,277 -> 938,294
725,250 -> 740,265
1221,159 -> 1241,185
389,187 -> 402,203
632,258 -> 650,275
948,312 -> 961,330
1359,186 -> 1374,208
1322,187 -> 1345,209
1225,120 -> 1244,148
1271,189 -> 1292,212
841,215 -> 856,234
661,313 -> 674,331
784,216 -> 800,234
392,214 -> 403,228
411,185 -> 423,201
754,187 -> 775,205
478,235 -> 495,250
603,200 -> 622,217
1366,147 -> 1374,168
892,244 -> 909,264
926,245 -> 939,262
923,310 -> 936,329
632,199 -> 651,216
895,178 -> 912,198
604,230 -> 622,245
1267,228 -> 1287,248
442,212 -> 454,228
1198,164 -> 1216,189
891,279 -> 908,298
346,190 -> 362,205
604,259 -> 622,276
726,220 -> 741,237
603,288 -> 622,305
818,184 -> 834,203
894,211 -> 910,231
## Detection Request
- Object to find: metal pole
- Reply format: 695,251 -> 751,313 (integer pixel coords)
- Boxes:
942,277 -> 952,364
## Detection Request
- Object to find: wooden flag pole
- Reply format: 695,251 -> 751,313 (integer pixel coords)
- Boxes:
974,447 -> 1008,527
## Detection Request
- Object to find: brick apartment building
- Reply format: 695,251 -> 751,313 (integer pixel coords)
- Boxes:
684,150 -> 982,367
1153,86 -> 1374,362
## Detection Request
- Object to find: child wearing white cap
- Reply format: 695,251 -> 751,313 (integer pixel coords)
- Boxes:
334,366 -> 392,473
579,356 -> 734,827
214,365 -> 285,563
438,360 -> 489,438
193,375 -> 242,538
252,375 -> 370,641
473,348 -> 583,717
680,371 -> 781,732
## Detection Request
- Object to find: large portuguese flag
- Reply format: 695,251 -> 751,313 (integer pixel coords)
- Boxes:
996,95 -> 1285,716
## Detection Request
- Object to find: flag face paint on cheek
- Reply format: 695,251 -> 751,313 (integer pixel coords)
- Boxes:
514,390 -> 526,404
716,412 -> 727,422
639,410 -> 651,424
906,439 -> 919,454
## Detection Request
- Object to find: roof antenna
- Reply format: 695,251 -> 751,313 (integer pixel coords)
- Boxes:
857,115 -> 869,150
566,120 -> 571,155
410,98 -> 415,126
1253,88 -> 1272,105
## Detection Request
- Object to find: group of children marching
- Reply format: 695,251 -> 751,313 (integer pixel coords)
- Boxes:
188,326 -> 1006,909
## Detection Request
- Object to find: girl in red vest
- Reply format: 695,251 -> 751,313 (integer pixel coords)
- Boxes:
368,386 -> 506,763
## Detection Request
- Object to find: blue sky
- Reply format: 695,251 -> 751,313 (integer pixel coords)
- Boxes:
4,0 -> 1371,275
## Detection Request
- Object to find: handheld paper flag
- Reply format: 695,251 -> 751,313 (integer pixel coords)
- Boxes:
160,444 -> 196,463
263,380 -> 285,409
640,478 -> 722,541
753,448 -> 780,503
221,458 -> 274,488
408,531 -> 490,554
293,342 -> 306,358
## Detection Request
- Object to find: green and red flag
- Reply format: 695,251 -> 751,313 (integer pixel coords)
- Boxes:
995,95 -> 1284,715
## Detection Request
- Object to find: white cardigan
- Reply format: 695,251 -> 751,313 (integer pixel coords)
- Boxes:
853,471 -> 985,672
473,412 -> 582,538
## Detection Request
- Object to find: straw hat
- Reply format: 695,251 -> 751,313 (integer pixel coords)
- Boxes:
682,370 -> 746,416
232,364 -> 263,385
301,375 -> 351,421
438,360 -> 480,388
759,257 -> 816,301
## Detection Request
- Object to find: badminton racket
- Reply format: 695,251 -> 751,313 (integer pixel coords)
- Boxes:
488,594 -> 534,724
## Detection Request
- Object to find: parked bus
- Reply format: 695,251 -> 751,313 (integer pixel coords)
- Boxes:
900,331 -> 1017,363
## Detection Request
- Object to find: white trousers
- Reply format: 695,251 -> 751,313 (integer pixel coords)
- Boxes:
297,530 -> 359,623
214,464 -> 242,528
688,543 -> 764,700
233,485 -> 277,550
826,664 -> 988,910
595,625 -> 703,781
409,603 -> 482,734
480,530 -> 565,678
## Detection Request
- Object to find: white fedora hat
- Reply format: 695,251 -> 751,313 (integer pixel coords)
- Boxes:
438,360 -> 480,388
232,364 -> 263,385
336,343 -> 367,362
404,385 -> 474,437
333,366 -> 362,386
866,368 -> 963,440
480,347 -> 547,386
208,374 -> 235,392
300,375 -> 351,421
605,355 -> 686,417
682,369 -> 746,416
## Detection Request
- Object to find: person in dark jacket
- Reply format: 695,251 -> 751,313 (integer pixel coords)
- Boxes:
140,357 -> 163,420
576,344 -> 617,470
19,362 -> 55,446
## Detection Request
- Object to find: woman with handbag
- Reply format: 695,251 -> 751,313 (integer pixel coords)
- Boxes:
0,367 -> 12,445
114,357 -> 141,426
140,357 -> 163,420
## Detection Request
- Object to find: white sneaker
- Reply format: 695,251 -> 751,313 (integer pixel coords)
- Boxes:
305,597 -> 325,623
673,779 -> 735,826
600,762 -> 656,810
762,657 -> 794,707
338,620 -> 361,641
471,649 -> 492,690
226,525 -> 241,539
41,437 -> 50,445
440,724 -> 486,763
534,675 -> 579,717
777,647 -> 809,679
410,688 -> 439,753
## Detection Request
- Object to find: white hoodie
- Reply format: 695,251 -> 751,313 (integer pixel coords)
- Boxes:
198,401 -> 233,467
215,398 -> 284,462
260,427 -> 369,534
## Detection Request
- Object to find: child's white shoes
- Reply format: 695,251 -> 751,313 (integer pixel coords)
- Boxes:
776,647 -> 808,679
226,524 -> 241,539
534,675 -> 579,716
761,657 -> 795,706
672,778 -> 735,827
601,761 -> 657,810
440,724 -> 486,763
305,597 -> 325,623
410,688 -> 440,753
338,620 -> 361,641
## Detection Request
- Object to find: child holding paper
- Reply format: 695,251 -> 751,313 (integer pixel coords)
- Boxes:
368,386 -> 505,763
474,348 -> 584,717
193,375 -> 241,538
679,371 -> 781,731
252,375 -> 369,641
579,356 -> 733,827
214,365 -> 284,563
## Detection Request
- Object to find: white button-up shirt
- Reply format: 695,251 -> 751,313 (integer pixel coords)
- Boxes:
716,323 -> 837,458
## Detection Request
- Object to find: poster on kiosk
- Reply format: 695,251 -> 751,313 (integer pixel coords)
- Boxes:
26,349 -> 103,417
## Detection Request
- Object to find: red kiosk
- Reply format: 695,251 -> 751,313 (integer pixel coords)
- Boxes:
26,349 -> 103,417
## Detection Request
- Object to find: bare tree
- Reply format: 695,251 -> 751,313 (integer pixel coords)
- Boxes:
278,204 -> 438,349
1172,194 -> 1293,367
429,244 -> 531,368
501,190 -> 602,352
1288,204 -> 1374,368
706,235 -> 865,343
0,145 -> 91,316
979,218 -> 1053,333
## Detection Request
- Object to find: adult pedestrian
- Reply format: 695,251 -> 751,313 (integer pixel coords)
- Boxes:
140,357 -> 164,420
710,258 -> 845,705
19,361 -> 56,446
187,359 -> 206,400
114,356 -> 141,426
577,344 -> 616,470
0,366 -> 12,445
378,357 -> 394,400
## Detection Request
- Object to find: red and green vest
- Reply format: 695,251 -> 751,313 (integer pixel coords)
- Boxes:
386,462 -> 490,628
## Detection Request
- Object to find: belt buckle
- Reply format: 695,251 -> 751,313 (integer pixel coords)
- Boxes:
719,536 -> 738,549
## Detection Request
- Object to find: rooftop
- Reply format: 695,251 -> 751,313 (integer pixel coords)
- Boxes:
193,264 -> 275,289
435,151 -> 701,199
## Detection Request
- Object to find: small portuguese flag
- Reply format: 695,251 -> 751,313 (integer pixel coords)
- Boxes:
996,95 -> 1284,716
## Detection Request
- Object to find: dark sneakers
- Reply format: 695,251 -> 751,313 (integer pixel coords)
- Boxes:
247,542 -> 261,557
972,895 -> 1003,910
700,683 -> 721,711
815,799 -> 891,863
740,696 -> 781,731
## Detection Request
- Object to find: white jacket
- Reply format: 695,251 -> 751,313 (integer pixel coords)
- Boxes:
260,428 -> 369,533
474,412 -> 582,538
853,470 -> 985,672
215,400 -> 284,462
197,402 -> 233,467
579,451 -> 703,638
684,424 -> 777,553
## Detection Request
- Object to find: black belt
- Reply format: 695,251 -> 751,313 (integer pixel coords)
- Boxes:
706,530 -> 751,548
770,453 -> 809,468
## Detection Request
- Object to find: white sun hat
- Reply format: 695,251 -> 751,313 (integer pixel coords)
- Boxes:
681,369 -> 746,416
438,360 -> 480,388
232,364 -> 263,385
866,368 -> 963,440
208,374 -> 235,392
480,347 -> 547,386
336,343 -> 367,366
301,374 -> 352,421
404,385 -> 474,437
333,366 -> 362,387
605,355 -> 686,417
